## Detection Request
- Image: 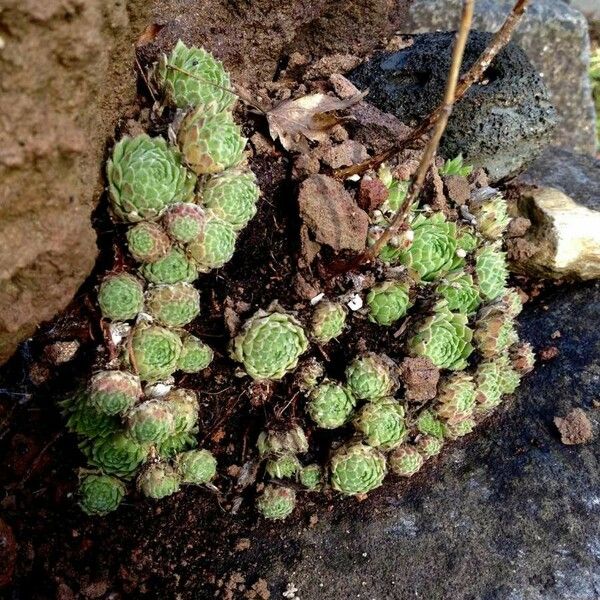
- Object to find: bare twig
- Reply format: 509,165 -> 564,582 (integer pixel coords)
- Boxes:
334,0 -> 531,180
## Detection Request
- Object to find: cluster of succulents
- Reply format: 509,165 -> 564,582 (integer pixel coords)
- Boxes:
61,42 -> 261,515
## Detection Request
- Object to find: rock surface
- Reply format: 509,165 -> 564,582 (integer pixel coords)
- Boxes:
403,0 -> 597,155
349,32 -> 557,181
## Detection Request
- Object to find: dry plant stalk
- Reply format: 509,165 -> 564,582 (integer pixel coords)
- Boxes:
335,0 -> 531,180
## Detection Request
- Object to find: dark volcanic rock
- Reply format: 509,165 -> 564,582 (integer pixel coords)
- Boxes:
349,32 -> 557,181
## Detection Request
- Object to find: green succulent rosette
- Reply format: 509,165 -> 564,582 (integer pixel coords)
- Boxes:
345,353 -> 398,401
294,358 -> 325,393
496,353 -> 521,394
162,203 -> 205,244
398,213 -> 462,281
436,372 -> 477,423
510,341 -> 535,375
299,464 -> 323,491
107,134 -> 196,222
156,431 -> 196,458
436,272 -> 481,314
156,40 -> 235,113
353,397 -> 407,450
474,305 -> 518,358
443,417 -> 476,440
177,334 -> 214,373
501,287 -> 523,318
127,400 -> 175,444
416,435 -> 444,458
88,370 -> 142,416
408,307 -> 474,370
186,213 -> 237,272
199,169 -> 259,231
475,243 -> 508,302
256,484 -> 296,520
257,425 -> 308,457
474,360 -> 503,413
307,381 -> 356,429
98,273 -> 145,321
140,248 -> 198,285
456,226 -> 478,253
126,222 -> 172,264
145,282 -> 200,328
129,324 -> 183,381
65,394 -> 120,439
137,462 -> 181,499
439,154 -> 473,177
178,109 -> 246,175
265,453 -> 301,479
377,164 -> 410,215
165,388 -> 199,435
416,409 -> 445,439
311,301 -> 347,343
366,281 -> 412,326
231,310 -> 309,380
469,189 -> 510,240
389,445 -> 424,477
176,449 -> 217,484
84,432 -> 148,479
330,442 -> 387,495
78,474 -> 126,516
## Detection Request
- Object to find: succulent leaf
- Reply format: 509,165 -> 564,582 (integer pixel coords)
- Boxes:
176,449 -> 217,484
165,388 -> 199,435
162,202 -> 205,244
307,381 -> 356,429
299,464 -> 323,490
265,453 -> 301,479
89,370 -> 142,416
186,214 -> 237,272
145,282 -> 200,328
137,462 -> 181,499
474,305 -> 518,358
98,273 -> 145,321
469,188 -> 510,240
256,484 -> 296,520
126,222 -> 172,263
416,409 -> 445,439
439,154 -> 473,177
353,397 -> 407,450
443,417 -> 476,440
345,353 -> 398,401
475,243 -> 509,301
177,334 -> 214,373
330,442 -> 387,496
129,324 -> 183,381
66,394 -> 120,439
127,400 -> 176,444
436,372 -> 477,423
79,474 -> 126,516
436,272 -> 481,314
140,248 -> 198,285
501,287 -> 523,318
156,431 -> 196,458
474,360 -> 503,413
389,445 -> 424,477
84,432 -> 148,479
257,426 -> 308,457
366,281 -> 411,326
416,435 -> 444,458
311,301 -> 347,343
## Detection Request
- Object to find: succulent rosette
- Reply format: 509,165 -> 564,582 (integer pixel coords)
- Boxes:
98,273 -> 145,321
389,445 -> 424,477
307,381 -> 356,429
443,417 -> 476,440
496,354 -> 522,394
416,435 -> 444,458
510,341 -> 535,374
156,431 -> 196,458
256,484 -> 296,520
84,432 -> 148,478
89,370 -> 142,416
137,462 -> 181,499
294,358 -> 325,393
177,334 -> 214,373
156,40 -> 236,112
474,360 -> 503,413
474,305 -> 518,358
265,453 -> 301,479
368,225 -> 413,264
186,214 -> 237,272
145,282 -> 200,328
178,109 -> 246,175
367,281 -> 412,326
353,397 -> 407,450
231,310 -> 309,380
65,395 -> 120,439
475,243 -> 509,301
501,287 -> 523,317
127,400 -> 176,444
416,409 -> 445,439
408,307 -> 474,370
78,474 -> 126,516
126,222 -> 172,263
140,248 -> 198,285
345,353 -> 398,401
436,272 -> 481,314
436,373 -> 477,423
257,425 -> 308,457
299,464 -> 323,490
176,449 -> 217,484
311,301 -> 347,343
199,170 -> 259,231
129,324 -> 183,381
468,188 -> 510,240
162,203 -> 205,244
165,389 -> 199,434
330,442 -> 387,495
398,213 -> 462,281
107,134 -> 196,222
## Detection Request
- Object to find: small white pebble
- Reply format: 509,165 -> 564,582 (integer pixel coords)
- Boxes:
109,322 -> 131,346
456,248 -> 467,258
347,294 -> 363,311
347,174 -> 361,182
310,292 -> 325,306
145,381 -> 173,398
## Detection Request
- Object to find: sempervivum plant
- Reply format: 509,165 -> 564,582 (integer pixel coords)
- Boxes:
330,443 -> 387,495
416,409 -> 445,439
78,474 -> 127,516
496,354 -> 521,395
140,248 -> 198,285
84,432 -> 148,478
474,305 -> 518,358
199,170 -> 259,231
257,425 -> 309,457
129,324 -> 183,381
475,243 -> 509,301
256,485 -> 296,520
311,301 -> 347,343
165,388 -> 199,435
107,134 -> 196,222
417,435 -> 444,458
127,400 -> 175,444
178,109 -> 246,175
89,370 -> 142,416
126,222 -> 171,263
64,393 -> 120,439
436,272 -> 481,314
162,203 -> 205,244
137,462 -> 181,499
366,281 -> 411,326
176,449 -> 217,484
345,353 -> 398,401
353,397 -> 407,450
468,188 -> 510,240
436,373 -> 477,423
265,453 -> 301,479
145,282 -> 200,328
389,445 -> 424,477
231,310 -> 309,380
186,214 -> 237,272
156,40 -> 235,112
501,288 -> 523,317
294,358 -> 325,393
409,306 -> 474,370
474,360 -> 503,413
443,417 -> 476,440
307,381 -> 356,429
98,273 -> 145,321
510,342 -> 535,374
177,334 -> 214,373
299,464 -> 323,490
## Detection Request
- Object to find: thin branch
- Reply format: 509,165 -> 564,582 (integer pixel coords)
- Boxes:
335,0 -> 531,180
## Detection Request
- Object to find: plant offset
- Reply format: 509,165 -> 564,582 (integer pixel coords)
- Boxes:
62,41 -> 535,519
